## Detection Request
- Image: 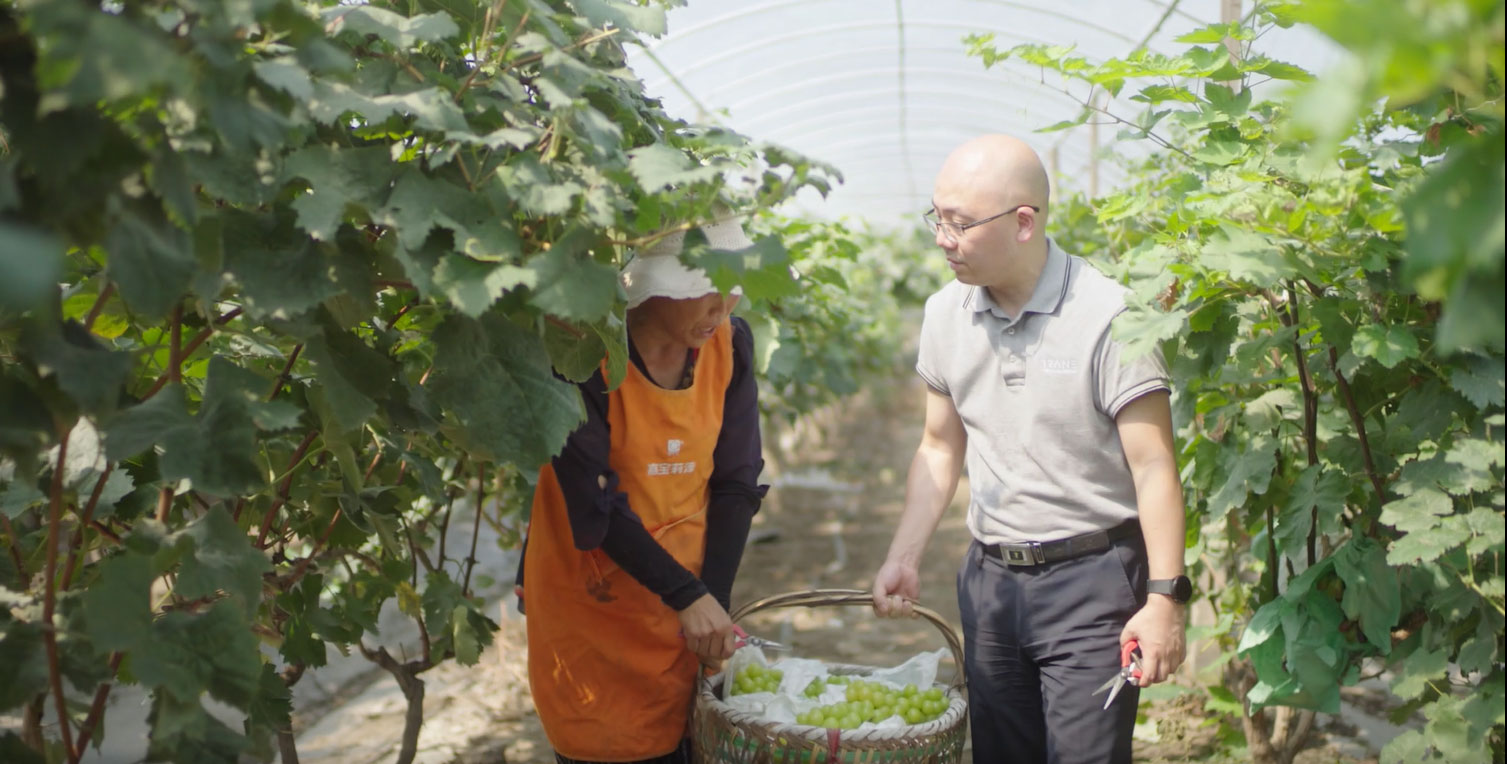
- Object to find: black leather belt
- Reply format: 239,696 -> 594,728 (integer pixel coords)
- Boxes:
982,521 -> 1140,566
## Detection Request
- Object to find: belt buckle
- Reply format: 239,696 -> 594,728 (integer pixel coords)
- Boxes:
1003,542 -> 1045,566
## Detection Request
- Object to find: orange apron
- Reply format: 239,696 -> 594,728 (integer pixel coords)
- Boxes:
524,320 -> 734,762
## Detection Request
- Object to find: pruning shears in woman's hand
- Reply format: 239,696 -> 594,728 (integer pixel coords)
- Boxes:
732,625 -> 790,651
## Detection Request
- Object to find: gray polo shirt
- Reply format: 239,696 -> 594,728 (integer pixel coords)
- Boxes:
916,239 -> 1169,544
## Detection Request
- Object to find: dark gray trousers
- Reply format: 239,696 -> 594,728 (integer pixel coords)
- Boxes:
957,535 -> 1147,764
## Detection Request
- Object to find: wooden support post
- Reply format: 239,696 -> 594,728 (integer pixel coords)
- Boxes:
1088,92 -> 1102,199
1048,145 -> 1060,203
1221,0 -> 1244,90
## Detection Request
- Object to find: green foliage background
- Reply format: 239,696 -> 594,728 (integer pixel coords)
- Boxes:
0,0 -> 933,761
0,0 -> 1502,762
969,1 -> 1503,760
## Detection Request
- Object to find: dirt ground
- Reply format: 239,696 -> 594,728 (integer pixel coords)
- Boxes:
293,372 -> 1380,764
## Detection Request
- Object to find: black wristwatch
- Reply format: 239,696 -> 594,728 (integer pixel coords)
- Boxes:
1147,575 -> 1193,603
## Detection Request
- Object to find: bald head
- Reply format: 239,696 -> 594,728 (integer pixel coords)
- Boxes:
934,135 -> 1051,220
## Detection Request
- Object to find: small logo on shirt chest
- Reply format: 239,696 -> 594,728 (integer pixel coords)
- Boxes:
647,461 -> 696,476
648,438 -> 694,476
1041,358 -> 1080,374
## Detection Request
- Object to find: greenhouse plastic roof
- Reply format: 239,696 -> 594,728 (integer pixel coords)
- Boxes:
625,0 -> 1344,227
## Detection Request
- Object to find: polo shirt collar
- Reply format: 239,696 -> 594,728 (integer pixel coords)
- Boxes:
967,238 -> 1071,323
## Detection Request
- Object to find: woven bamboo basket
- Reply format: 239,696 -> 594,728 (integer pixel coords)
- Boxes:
692,588 -> 967,764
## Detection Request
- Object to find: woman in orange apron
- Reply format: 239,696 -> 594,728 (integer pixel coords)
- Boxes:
520,215 -> 767,764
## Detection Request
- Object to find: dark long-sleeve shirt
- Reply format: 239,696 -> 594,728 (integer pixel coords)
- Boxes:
522,316 -> 766,611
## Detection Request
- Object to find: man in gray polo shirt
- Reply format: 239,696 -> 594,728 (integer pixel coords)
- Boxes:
872,134 -> 1188,764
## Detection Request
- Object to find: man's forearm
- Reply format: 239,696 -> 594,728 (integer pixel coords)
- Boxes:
1116,392 -> 1186,583
1136,469 -> 1185,581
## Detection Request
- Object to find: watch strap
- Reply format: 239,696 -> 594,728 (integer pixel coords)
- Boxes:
1147,576 -> 1192,603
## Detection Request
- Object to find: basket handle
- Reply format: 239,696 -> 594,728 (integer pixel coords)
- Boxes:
729,588 -> 966,691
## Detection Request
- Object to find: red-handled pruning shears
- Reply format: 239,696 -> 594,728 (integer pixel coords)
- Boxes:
732,625 -> 790,651
1091,639 -> 1143,710
681,625 -> 790,651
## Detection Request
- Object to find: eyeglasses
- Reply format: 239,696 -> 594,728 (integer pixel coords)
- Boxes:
923,204 -> 1040,240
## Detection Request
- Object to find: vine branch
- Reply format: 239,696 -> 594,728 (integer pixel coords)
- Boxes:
43,425 -> 76,761
545,315 -> 586,339
152,305 -> 186,524
454,0 -> 504,102
257,430 -> 321,548
61,464 -> 114,590
277,507 -> 344,590
463,463 -> 486,595
268,344 -> 303,401
168,304 -> 182,385
357,644 -> 432,764
88,520 -> 123,545
1279,283 -> 1321,565
1037,72 -> 1198,164
155,486 -> 174,524
437,488 -> 456,574
1327,346 -> 1389,508
83,283 -> 114,333
500,27 -> 618,74
276,662 -> 306,764
363,436 -> 385,483
140,307 -> 244,399
1266,502 -> 1279,602
72,651 -> 123,760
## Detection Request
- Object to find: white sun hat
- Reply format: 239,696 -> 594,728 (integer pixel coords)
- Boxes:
622,215 -> 753,309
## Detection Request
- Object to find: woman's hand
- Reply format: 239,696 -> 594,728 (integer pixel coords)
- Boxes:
678,593 -> 738,664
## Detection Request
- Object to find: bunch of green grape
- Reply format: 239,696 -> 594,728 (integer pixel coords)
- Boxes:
800,673 -> 854,697
793,680 -> 949,728
728,664 -> 784,696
